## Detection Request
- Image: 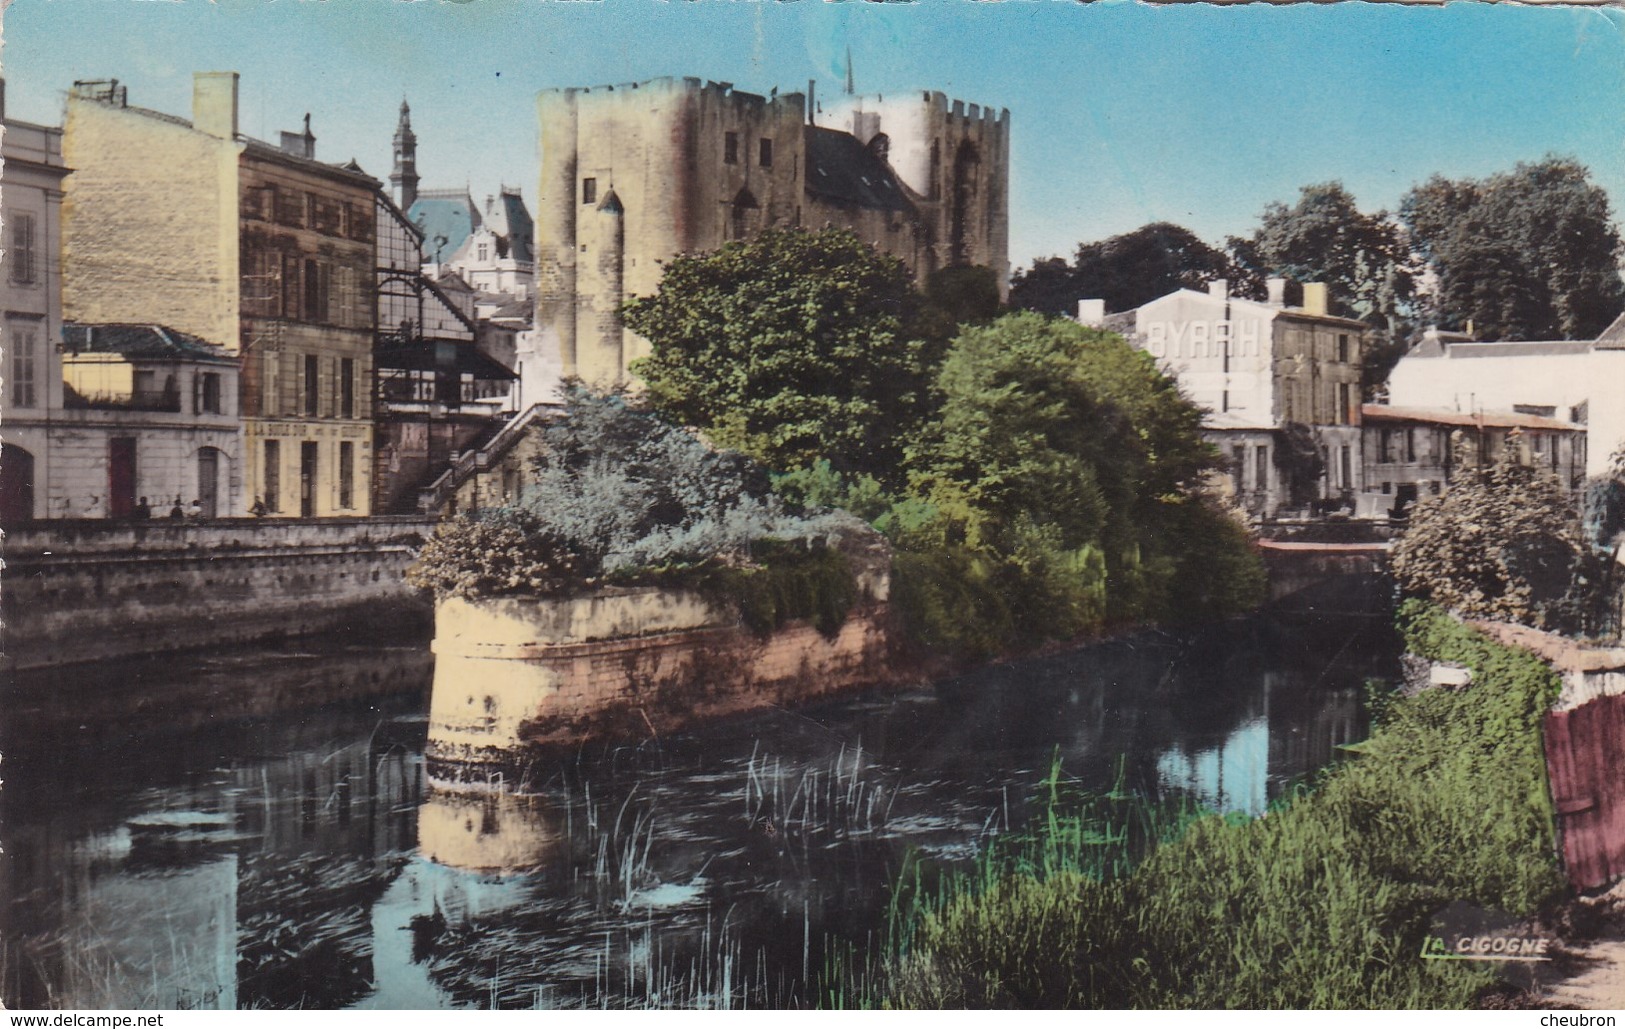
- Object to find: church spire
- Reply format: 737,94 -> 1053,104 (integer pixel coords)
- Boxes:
391,97 -> 419,211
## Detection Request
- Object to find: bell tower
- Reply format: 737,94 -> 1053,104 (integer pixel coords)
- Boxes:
390,97 -> 419,211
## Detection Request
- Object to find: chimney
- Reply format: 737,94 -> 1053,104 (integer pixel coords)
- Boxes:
1077,299 -> 1106,327
1207,279 -> 1228,301
1301,282 -> 1328,317
280,112 -> 316,159
192,71 -> 239,140
1266,277 -> 1287,307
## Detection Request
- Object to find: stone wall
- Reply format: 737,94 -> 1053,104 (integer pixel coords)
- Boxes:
426,586 -> 902,771
3,517 -> 437,670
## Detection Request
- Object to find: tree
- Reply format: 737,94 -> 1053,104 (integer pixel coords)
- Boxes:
623,227 -> 935,484
1228,182 -> 1417,392
1391,435 -> 1597,632
1009,222 -> 1239,318
1400,158 -> 1625,341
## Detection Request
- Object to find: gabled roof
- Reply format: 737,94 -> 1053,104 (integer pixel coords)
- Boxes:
483,189 -> 535,264
804,126 -> 913,213
62,322 -> 237,364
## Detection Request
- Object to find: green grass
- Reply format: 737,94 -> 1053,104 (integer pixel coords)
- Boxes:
837,600 -> 1566,1009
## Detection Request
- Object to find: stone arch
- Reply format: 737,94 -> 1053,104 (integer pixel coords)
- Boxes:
730,187 -> 759,242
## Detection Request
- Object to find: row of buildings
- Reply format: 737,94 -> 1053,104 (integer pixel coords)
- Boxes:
2,75 -> 530,523
1087,282 -> 1593,523
2,71 -> 1013,524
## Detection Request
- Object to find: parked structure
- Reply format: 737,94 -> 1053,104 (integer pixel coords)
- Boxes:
534,77 -> 1010,386
1387,324 -> 1621,478
1356,404 -> 1586,519
62,72 -> 377,517
0,94 -> 70,523
1095,279 -> 1366,519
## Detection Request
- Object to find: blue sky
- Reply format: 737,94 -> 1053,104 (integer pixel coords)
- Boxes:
6,0 -> 1622,272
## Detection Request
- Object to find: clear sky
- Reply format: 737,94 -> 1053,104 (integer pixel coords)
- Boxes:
5,0 -> 1622,273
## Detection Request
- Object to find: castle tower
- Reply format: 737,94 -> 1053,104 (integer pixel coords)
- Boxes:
391,98 -> 419,211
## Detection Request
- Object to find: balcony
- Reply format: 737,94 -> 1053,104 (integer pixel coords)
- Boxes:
63,388 -> 181,413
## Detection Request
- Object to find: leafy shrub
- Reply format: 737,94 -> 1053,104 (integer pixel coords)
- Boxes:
405,509 -> 585,600
1393,438 -> 1598,632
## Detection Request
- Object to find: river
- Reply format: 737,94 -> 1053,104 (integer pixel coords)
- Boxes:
1,613 -> 1394,1010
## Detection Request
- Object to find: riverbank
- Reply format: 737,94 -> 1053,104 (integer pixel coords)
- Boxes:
840,599 -> 1565,1008
3,517 -> 436,670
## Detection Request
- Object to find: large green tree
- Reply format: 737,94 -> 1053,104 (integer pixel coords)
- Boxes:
1400,158 -> 1625,340
1228,182 -> 1417,391
903,312 -> 1258,628
1009,222 -> 1239,317
623,227 -> 935,484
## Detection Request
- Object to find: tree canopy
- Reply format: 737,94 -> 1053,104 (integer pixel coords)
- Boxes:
623,227 -> 936,484
1400,158 -> 1625,341
1009,222 -> 1238,317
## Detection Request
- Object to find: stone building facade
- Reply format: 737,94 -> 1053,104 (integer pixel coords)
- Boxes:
1355,404 -> 1586,519
62,72 -> 376,517
1100,280 -> 1366,519
0,104 -> 69,523
534,77 -> 1010,387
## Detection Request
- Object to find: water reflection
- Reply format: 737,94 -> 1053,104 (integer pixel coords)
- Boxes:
2,615 -> 1393,1009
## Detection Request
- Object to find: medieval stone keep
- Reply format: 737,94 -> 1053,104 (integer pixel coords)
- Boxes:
534,77 -> 1011,387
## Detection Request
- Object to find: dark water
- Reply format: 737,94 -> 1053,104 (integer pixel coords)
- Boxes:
1,615 -> 1394,1010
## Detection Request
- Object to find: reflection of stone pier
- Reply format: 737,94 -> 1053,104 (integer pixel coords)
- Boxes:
425,585 -> 899,773
417,786 -> 563,874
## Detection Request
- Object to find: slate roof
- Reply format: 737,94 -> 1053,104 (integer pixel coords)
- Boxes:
62,323 -> 236,364
375,339 -> 517,380
484,189 -> 535,264
804,126 -> 913,213
410,190 -> 480,262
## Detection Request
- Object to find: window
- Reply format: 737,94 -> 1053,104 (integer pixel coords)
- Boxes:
10,326 -> 36,408
302,259 -> 330,322
196,371 -> 223,414
582,177 -> 597,205
1231,445 -> 1246,491
477,243 -> 490,262
304,354 -> 319,417
264,440 -> 281,512
1340,445 -> 1353,490
281,255 -> 302,319
1221,389 -> 1229,413
1405,428 -> 1416,463
304,192 -> 318,229
1338,334 -> 1349,363
759,138 -> 773,167
339,441 -> 354,509
1255,445 -> 1270,494
8,213 -> 36,285
1337,383 -> 1351,425
340,358 -> 355,419
724,131 -> 738,165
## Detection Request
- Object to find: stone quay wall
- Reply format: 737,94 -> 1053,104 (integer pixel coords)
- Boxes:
4,517 -> 438,670
426,586 -> 903,771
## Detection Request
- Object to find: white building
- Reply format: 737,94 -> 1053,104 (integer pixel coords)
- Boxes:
1386,325 -> 1619,478
1095,279 -> 1366,519
1,102 -> 70,524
